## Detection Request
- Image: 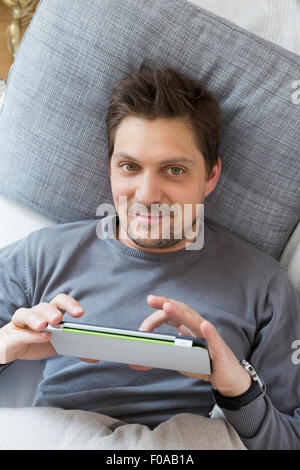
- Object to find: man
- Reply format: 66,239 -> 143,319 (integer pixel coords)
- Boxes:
0,65 -> 299,450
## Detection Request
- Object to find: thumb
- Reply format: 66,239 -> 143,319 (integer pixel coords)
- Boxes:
200,321 -> 225,362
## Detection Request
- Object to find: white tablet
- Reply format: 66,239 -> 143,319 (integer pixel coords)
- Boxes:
45,321 -> 211,375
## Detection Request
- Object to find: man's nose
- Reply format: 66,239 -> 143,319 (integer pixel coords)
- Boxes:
134,171 -> 163,207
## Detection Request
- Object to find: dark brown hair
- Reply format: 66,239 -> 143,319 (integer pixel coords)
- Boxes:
106,64 -> 221,178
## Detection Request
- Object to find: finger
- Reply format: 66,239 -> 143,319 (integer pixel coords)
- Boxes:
200,320 -> 227,362
12,307 -> 50,331
31,303 -> 63,326
78,358 -> 100,363
148,294 -> 206,325
148,295 -> 204,320
13,295 -> 84,331
129,364 -> 153,371
8,322 -> 51,343
147,294 -> 171,310
139,311 -> 195,337
161,300 -> 206,338
13,305 -> 62,331
139,309 -> 176,332
177,325 -> 197,337
50,293 -> 84,317
177,370 -> 211,381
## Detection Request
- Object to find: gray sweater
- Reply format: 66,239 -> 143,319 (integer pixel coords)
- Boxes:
0,214 -> 299,450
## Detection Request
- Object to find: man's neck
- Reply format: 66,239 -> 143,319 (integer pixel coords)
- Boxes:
115,218 -> 199,254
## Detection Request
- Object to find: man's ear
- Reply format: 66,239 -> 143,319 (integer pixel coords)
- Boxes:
204,156 -> 222,198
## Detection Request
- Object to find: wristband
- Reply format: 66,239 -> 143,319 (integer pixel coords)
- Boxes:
213,379 -> 263,411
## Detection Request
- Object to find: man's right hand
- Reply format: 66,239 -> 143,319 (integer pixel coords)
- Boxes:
0,293 -> 84,364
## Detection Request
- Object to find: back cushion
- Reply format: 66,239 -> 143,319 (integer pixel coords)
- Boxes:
0,0 -> 299,260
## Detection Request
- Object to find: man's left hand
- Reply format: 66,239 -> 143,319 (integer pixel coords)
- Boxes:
129,295 -> 251,397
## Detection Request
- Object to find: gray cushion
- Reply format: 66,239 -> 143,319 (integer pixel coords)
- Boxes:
0,0 -> 299,260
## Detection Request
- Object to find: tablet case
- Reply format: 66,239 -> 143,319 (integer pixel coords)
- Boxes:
46,322 -> 211,374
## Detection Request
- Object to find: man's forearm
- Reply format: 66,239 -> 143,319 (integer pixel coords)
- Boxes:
222,393 -> 300,450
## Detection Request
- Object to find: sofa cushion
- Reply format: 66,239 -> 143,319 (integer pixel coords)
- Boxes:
0,0 -> 299,259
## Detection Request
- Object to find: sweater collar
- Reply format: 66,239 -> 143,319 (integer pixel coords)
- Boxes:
100,213 -> 211,262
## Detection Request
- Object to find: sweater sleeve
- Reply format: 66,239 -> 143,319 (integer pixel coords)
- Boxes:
220,267 -> 300,449
0,236 -> 33,373
0,237 -> 32,328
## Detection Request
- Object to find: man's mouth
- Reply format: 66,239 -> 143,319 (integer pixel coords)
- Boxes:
133,212 -> 163,224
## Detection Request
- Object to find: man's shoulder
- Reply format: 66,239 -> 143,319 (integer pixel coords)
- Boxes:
26,218 -> 99,249
205,217 -> 284,278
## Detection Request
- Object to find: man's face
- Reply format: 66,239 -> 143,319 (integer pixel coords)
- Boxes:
109,116 -> 221,252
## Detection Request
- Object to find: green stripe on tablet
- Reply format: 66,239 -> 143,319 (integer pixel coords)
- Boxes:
62,327 -> 202,348
62,327 -> 174,346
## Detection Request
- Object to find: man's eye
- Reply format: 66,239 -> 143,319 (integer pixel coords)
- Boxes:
121,163 -> 137,172
166,167 -> 184,176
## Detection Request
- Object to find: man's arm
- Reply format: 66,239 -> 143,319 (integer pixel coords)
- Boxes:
0,237 -> 30,373
134,272 -> 300,449
220,267 -> 300,449
0,234 -> 96,370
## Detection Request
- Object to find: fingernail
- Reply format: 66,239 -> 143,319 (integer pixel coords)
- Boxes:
72,306 -> 83,314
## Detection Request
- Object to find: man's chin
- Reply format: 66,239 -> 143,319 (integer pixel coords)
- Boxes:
129,236 -> 183,250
